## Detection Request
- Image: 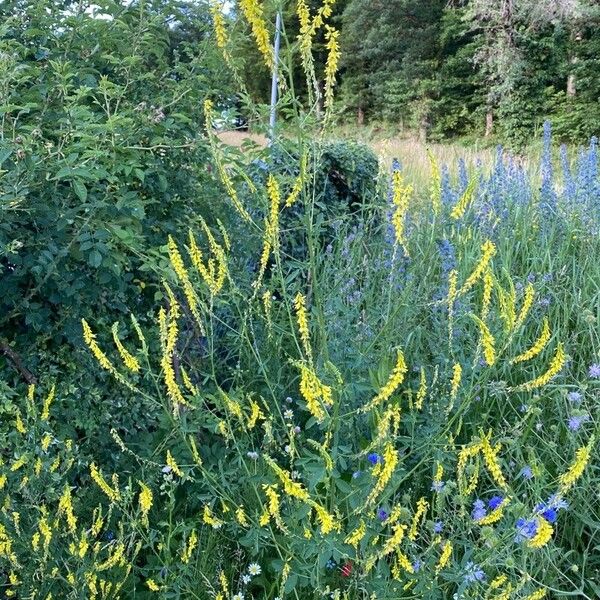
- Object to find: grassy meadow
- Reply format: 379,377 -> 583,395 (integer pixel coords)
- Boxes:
1,2 -> 599,600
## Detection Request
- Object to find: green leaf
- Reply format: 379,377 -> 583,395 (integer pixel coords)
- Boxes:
88,249 -> 102,268
72,179 -> 87,202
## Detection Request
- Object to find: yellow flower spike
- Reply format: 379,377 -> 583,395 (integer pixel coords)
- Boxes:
262,484 -> 287,532
362,350 -> 407,413
294,293 -> 312,362
527,517 -> 554,549
435,540 -> 453,573
167,236 -> 203,325
480,432 -> 508,490
247,399 -> 265,429
472,315 -> 496,366
415,367 -> 427,410
345,519 -> 366,548
459,240 -> 496,296
511,317 -> 551,364
180,529 -> 198,564
264,456 -> 310,501
380,523 -> 407,560
449,362 -> 462,406
481,267 -> 494,320
239,0 -> 273,69
111,322 -> 140,373
365,442 -> 399,506
138,482 -> 153,526
209,0 -> 228,49
559,435 -> 595,493
284,153 -> 307,208
515,282 -> 535,330
166,450 -> 183,478
146,579 -> 161,592
391,170 -> 412,257
477,497 -> 510,525
323,25 -> 341,111
523,589 -> 547,600
57,485 -> 77,534
203,505 -> 223,529
450,176 -> 477,220
408,497 -> 428,541
14,412 -> 26,435
514,342 -> 566,391
298,363 -> 332,423
90,463 -> 121,502
235,507 -> 249,527
309,500 -> 339,535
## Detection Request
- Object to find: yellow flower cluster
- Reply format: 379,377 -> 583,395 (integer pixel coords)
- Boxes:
90,463 -> 120,503
138,482 -> 153,526
391,170 -> 412,256
166,450 -> 183,478
239,0 -> 273,69
408,497 -> 428,541
559,435 -> 595,493
516,342 -> 565,391
460,240 -> 496,296
480,432 -> 508,490
436,540 -> 452,573
511,317 -> 551,364
450,362 -> 462,404
188,223 -> 227,297
523,589 -> 547,600
477,497 -> 510,525
309,500 -> 339,534
209,0 -> 228,50
415,367 -> 427,410
362,350 -> 407,413
294,292 -> 312,360
180,529 -> 198,564
323,25 -> 341,111
527,517 -> 554,549
473,315 -> 496,366
345,519 -> 366,548
481,268 -> 494,320
514,282 -> 535,329
57,485 -> 77,534
457,441 -> 482,495
450,176 -> 477,220
298,363 -> 333,422
111,322 -> 140,373
260,484 -> 286,531
41,385 -> 55,421
265,457 -> 310,501
366,442 -> 399,506
168,236 -> 202,325
427,149 -> 442,215
203,505 -> 223,529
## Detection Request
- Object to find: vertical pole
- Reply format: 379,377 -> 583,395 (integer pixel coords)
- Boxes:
269,11 -> 282,145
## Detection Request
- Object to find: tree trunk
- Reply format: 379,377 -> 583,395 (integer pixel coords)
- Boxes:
357,105 -> 364,126
485,110 -> 493,137
567,32 -> 581,98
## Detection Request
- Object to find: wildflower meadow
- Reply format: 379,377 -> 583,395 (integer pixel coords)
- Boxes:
0,2 -> 599,600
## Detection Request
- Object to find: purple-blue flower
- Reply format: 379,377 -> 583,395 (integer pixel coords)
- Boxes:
367,453 -> 382,466
464,561 -> 486,584
588,363 -> 600,379
520,465 -> 533,479
433,521 -> 444,533
541,507 -> 558,523
377,508 -> 389,521
431,480 -> 445,492
515,518 -> 538,541
412,559 -> 422,573
567,391 -> 583,404
472,499 -> 487,521
488,495 -> 504,510
568,414 -> 590,431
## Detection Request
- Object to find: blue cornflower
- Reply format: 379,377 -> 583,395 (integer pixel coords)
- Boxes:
367,453 -> 382,466
546,494 -> 569,511
326,559 -> 336,570
567,391 -> 583,404
520,465 -> 533,479
412,559 -> 422,573
488,495 -> 504,510
588,363 -> 600,379
542,507 -> 558,524
433,521 -> 444,533
472,500 -> 487,521
431,480 -> 445,492
568,414 -> 590,431
515,518 -> 538,542
377,508 -> 389,521
464,561 -> 486,584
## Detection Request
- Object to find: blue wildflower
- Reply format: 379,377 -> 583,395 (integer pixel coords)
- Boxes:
588,363 -> 600,379
377,508 -> 389,521
412,559 -> 422,573
520,465 -> 533,480
541,507 -> 558,524
433,521 -> 444,533
431,480 -> 445,492
515,518 -> 538,542
326,558 -> 336,570
568,414 -> 590,431
367,453 -> 382,466
464,561 -> 486,584
488,495 -> 504,510
567,391 -> 583,404
472,499 -> 487,521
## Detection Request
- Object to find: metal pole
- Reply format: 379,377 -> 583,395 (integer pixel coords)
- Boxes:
268,11 -> 282,145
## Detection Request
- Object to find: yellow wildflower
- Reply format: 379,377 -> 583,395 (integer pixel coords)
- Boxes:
415,367 -> 427,410
239,0 -> 273,68
515,342 -> 565,391
57,485 -> 77,534
477,497 -> 509,525
262,484 -> 287,531
523,589 -> 547,600
90,463 -> 121,502
511,317 -> 551,364
427,149 -> 442,215
298,363 -> 332,423
450,176 -> 477,220
527,518 -> 554,549
391,170 -> 412,256
236,507 -> 248,527
460,240 -> 496,296
146,579 -> 161,592
202,505 -> 223,529
209,0 -> 228,49
294,293 -> 312,361
323,25 -> 341,111
559,435 -> 595,493
362,350 -> 407,413
450,362 -> 462,405
111,322 -> 140,373
480,432 -> 508,490
15,412 -> 26,434
138,482 -> 153,526
436,540 -> 453,573
345,519 -> 366,548
181,529 -> 198,564
408,497 -> 428,541
380,523 -> 407,560
481,267 -> 494,320
515,282 -> 535,329
365,442 -> 399,506
247,399 -> 264,429
166,450 -> 183,477
309,501 -> 339,535
265,456 -> 310,501
10,455 -> 28,472
473,315 -> 496,366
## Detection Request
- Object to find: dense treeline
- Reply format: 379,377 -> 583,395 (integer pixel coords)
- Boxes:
234,0 -> 600,145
